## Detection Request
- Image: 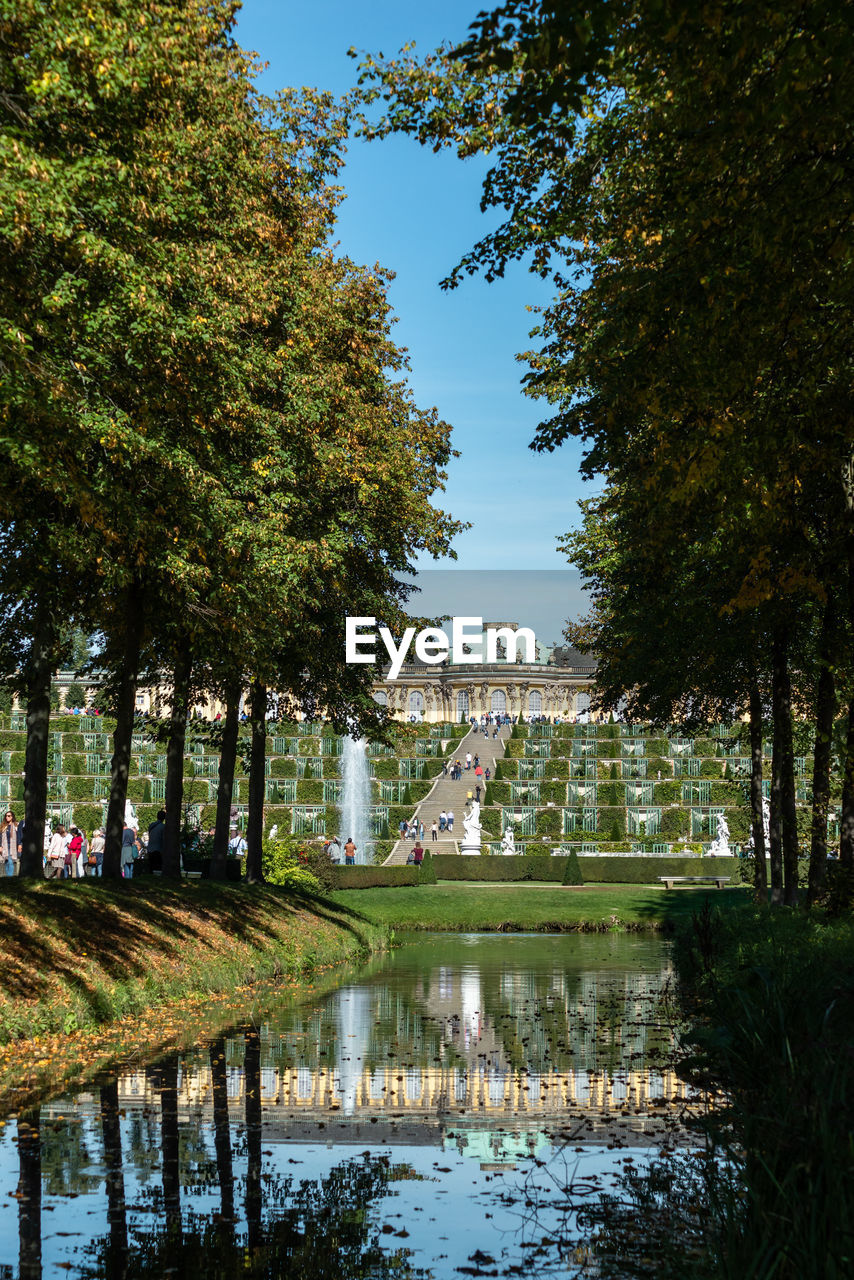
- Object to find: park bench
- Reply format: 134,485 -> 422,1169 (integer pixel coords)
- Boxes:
659,875 -> 730,890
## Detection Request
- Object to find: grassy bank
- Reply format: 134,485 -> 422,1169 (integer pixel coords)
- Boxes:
329,883 -> 749,932
0,879 -> 386,1044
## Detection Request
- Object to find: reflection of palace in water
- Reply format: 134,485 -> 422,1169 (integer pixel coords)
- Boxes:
103,960 -> 705,1147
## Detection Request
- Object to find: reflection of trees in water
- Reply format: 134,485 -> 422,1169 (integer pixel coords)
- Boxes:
17,1110 -> 41,1280
40,1112 -> 101,1198
77,1152 -> 426,1279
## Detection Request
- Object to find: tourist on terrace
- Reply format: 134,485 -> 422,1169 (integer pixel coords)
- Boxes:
1,810 -> 18,877
431,820 -> 438,841
344,837 -> 356,866
447,809 -> 454,832
90,828 -> 104,876
412,842 -> 424,867
120,821 -> 137,879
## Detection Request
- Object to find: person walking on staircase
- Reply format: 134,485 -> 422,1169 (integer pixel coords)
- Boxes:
431,820 -> 438,841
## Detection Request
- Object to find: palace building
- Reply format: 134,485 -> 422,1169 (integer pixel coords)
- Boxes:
371,624 -> 597,724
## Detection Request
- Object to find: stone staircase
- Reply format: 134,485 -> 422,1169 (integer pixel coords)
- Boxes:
383,724 -> 512,865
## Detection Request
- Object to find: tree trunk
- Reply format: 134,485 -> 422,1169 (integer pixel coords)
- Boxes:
103,617 -> 142,879
769,651 -> 785,907
159,1056 -> 181,1237
807,605 -> 836,904
245,680 -> 266,884
162,641 -> 193,880
839,697 -> 854,869
773,633 -> 799,906
21,612 -> 55,879
100,1078 -> 128,1278
748,683 -> 767,903
210,1036 -> 234,1223
17,1110 -> 41,1280
210,680 -> 241,881
245,1027 -> 263,1252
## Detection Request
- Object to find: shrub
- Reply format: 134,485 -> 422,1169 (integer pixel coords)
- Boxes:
596,740 -> 619,759
479,807 -> 501,837
645,737 -> 670,758
693,738 -> 718,757
0,731 -> 25,751
296,736 -> 320,756
646,756 -> 672,777
66,777 -> 96,801
660,806 -> 690,838
493,760 -> 504,781
372,757 -> 399,780
654,780 -> 681,805
432,854 -> 574,882
296,779 -> 323,804
60,732 -> 85,752
264,807 -> 292,837
536,808 -> 562,837
599,806 -> 626,838
72,803 -> 102,833
487,781 -> 511,804
419,850 -> 438,883
562,850 -> 583,885
578,856 -> 736,883
330,865 -> 424,888
270,756 -> 297,778
262,837 -> 322,893
699,759 -> 724,778
545,758 -> 568,779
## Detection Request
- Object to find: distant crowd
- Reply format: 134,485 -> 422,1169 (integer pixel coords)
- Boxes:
0,808 -> 247,880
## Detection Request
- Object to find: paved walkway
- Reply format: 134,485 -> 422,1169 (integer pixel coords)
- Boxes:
384,723 -> 512,865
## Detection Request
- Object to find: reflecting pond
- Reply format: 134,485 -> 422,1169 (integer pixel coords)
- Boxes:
0,933 -> 708,1278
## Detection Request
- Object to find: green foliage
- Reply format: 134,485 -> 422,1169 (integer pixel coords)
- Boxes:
330,866 -> 424,888
599,806 -> 626,839
372,757 -> 399,780
660,807 -> 690,839
535,808 -> 561,837
610,761 -> 619,780
59,732 -> 85,752
71,804 -> 102,834
270,756 -> 297,778
653,780 -> 681,805
261,837 -> 322,894
579,856 -> 735,884
479,807 -> 501,837
562,850 -> 583,885
66,777 -> 95,802
693,738 -> 718,758
645,757 -> 672,778
263,807 -> 292,838
296,779 -> 324,804
596,740 -> 619,759
0,731 -> 25,750
493,760 -> 504,780
699,759 -> 725,779
402,783 -> 412,805
431,854 -> 573,882
645,737 -> 669,758
419,849 -> 437,884
675,907 -> 854,1278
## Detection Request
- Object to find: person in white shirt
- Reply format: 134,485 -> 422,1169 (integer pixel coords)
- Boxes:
46,826 -> 67,880
447,810 -> 454,832
228,826 -> 247,858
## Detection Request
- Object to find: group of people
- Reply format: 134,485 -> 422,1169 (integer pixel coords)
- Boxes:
322,836 -> 358,865
0,806 -> 250,880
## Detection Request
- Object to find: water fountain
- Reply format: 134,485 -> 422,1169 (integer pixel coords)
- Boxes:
339,735 -> 372,865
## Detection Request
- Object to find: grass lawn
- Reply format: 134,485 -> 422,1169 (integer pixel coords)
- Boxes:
329,882 -> 750,932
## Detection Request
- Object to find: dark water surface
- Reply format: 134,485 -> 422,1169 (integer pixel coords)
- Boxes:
0,933 -> 703,1278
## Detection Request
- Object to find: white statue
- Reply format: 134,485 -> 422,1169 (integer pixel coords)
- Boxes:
124,798 -> 138,830
708,812 -> 732,857
500,827 -> 516,856
460,800 -> 482,855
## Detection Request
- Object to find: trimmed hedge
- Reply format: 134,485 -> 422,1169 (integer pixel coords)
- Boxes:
269,756 -> 297,778
0,731 -> 25,750
330,865 -> 428,889
432,854 -> 578,882
578,855 -> 737,883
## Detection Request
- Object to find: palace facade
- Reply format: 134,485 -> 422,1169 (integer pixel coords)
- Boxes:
373,642 -> 597,724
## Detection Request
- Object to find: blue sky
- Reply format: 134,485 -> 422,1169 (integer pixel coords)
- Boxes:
235,1 -> 594,576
